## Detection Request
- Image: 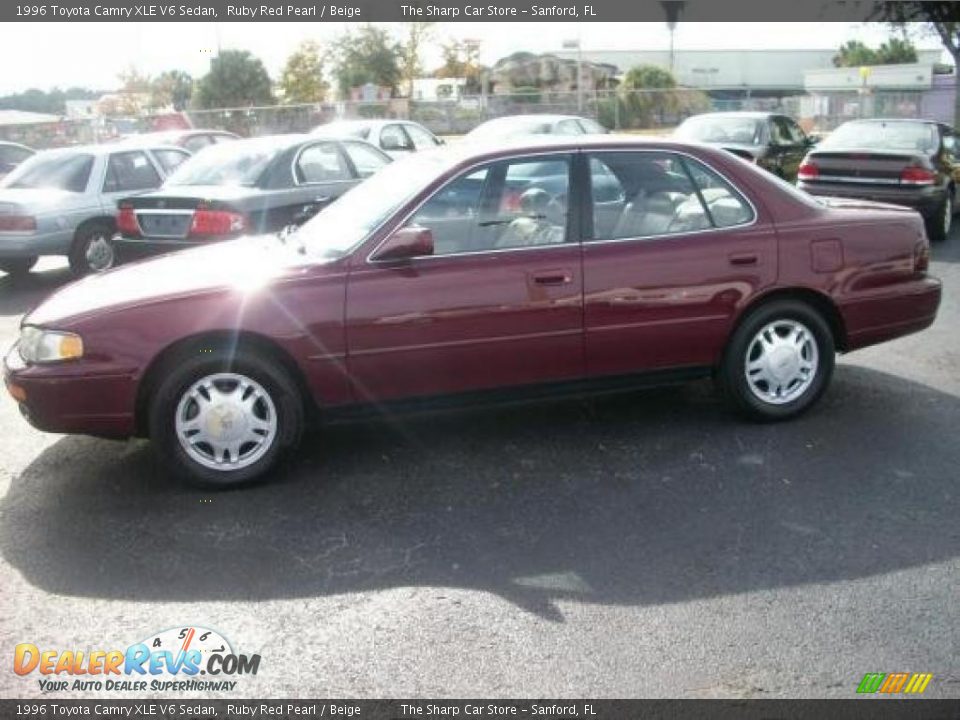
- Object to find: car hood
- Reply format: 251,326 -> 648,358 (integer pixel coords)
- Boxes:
25,234 -> 312,327
0,187 -> 80,211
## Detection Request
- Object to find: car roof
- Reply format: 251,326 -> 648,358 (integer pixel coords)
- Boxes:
425,133 -> 732,170
119,129 -> 235,144
29,143 -> 187,157
682,111 -> 778,120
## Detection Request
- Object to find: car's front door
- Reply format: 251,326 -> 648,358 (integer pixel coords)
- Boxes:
344,153 -> 584,402
581,150 -> 777,377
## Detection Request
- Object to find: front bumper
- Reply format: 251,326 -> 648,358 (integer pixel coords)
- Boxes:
4,342 -> 138,438
798,182 -> 945,217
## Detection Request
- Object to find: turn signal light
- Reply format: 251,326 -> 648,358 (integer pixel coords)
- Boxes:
797,162 -> 819,181
116,205 -> 140,237
914,242 -> 930,273
900,167 -> 936,186
0,215 -> 37,232
189,209 -> 247,237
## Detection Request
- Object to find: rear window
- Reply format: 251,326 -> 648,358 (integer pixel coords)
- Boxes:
822,121 -> 939,154
676,116 -> 764,145
2,152 -> 94,192
165,140 -> 282,187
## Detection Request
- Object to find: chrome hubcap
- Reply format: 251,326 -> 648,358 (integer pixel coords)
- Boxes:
175,373 -> 277,471
744,319 -> 819,405
86,235 -> 114,272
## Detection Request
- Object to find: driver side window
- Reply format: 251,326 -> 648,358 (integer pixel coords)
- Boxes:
405,155 -> 571,256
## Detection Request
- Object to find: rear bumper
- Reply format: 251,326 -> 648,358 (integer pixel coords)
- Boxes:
113,234 -> 201,261
0,229 -> 73,258
841,276 -> 942,352
3,343 -> 137,438
798,182 -> 945,217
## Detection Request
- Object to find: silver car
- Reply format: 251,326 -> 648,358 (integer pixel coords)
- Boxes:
0,143 -> 190,277
311,120 -> 442,159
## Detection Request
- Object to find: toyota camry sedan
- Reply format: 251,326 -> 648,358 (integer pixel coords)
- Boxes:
4,137 -> 942,487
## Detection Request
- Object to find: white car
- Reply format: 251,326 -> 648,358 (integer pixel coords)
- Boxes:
311,120 -> 442,158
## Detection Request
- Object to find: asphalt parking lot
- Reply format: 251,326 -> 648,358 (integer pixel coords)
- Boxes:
0,234 -> 958,700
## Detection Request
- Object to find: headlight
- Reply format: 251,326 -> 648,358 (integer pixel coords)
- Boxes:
18,326 -> 84,364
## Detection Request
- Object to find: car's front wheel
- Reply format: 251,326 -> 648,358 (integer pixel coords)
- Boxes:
149,347 -> 304,488
719,300 -> 835,421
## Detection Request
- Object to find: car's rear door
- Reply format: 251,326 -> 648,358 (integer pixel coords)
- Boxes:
344,152 -> 584,402
581,150 -> 777,376
255,141 -> 357,232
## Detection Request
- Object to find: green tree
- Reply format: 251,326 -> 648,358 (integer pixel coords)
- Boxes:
874,3 -> 958,124
150,70 -> 193,111
0,87 -> 100,115
833,37 -> 917,67
330,25 -> 402,97
435,40 -> 484,93
278,40 -> 329,103
400,22 -> 435,98
618,65 -> 678,128
193,50 -> 274,109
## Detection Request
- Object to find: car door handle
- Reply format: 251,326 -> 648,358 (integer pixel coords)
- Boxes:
532,271 -> 572,286
314,196 -> 331,204
729,253 -> 758,266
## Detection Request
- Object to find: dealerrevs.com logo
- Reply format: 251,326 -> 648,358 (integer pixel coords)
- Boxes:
14,626 -> 260,693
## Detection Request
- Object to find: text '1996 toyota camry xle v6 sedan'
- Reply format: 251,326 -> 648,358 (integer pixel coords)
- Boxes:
3,137 -> 942,487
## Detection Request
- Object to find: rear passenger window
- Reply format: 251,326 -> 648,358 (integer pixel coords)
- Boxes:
184,135 -> 214,153
683,158 -> 755,228
152,148 -> 190,175
296,143 -> 351,183
587,152 -> 753,240
103,151 -> 162,193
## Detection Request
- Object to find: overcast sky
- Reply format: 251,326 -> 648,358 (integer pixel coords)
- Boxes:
0,22 -> 946,95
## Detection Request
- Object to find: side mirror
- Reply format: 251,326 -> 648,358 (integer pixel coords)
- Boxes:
372,226 -> 433,262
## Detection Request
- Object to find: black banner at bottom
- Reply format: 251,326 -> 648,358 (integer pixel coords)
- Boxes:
0,700 -> 958,720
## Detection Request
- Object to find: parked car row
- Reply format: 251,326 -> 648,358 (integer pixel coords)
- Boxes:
2,111 -> 955,283
674,111 -> 960,243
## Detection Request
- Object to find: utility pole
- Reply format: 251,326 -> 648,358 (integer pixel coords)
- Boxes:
661,1 -> 685,75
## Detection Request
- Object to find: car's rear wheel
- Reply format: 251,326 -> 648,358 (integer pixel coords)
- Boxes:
149,347 -> 304,488
926,194 -> 952,244
719,300 -> 835,421
0,257 -> 37,277
69,223 -> 116,276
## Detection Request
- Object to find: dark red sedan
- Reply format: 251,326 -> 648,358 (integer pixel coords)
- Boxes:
3,137 -> 942,487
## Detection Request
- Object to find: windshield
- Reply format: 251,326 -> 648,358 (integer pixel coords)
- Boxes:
299,152 -> 450,259
164,139 -> 284,186
821,121 -> 939,154
675,116 -> 764,145
1,152 -> 94,192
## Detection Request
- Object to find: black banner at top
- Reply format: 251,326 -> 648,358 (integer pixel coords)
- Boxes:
3,0 -> 960,23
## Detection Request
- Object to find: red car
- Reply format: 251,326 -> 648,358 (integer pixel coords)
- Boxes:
3,137 -> 942,487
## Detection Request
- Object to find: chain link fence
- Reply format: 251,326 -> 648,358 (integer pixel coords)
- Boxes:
179,87 -> 951,139
5,86 -> 953,149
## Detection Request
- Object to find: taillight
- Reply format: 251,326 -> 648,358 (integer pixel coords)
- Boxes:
900,166 -> 936,186
116,204 -> 140,237
797,162 -> 819,181
0,215 -> 37,232
914,242 -> 930,273
188,208 -> 247,237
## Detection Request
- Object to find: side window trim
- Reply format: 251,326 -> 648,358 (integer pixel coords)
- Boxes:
582,149 -> 758,245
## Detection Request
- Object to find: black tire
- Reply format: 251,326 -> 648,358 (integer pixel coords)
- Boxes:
148,346 -> 304,488
718,299 -> 835,422
0,257 -> 37,277
925,193 -> 952,244
68,222 -> 116,276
